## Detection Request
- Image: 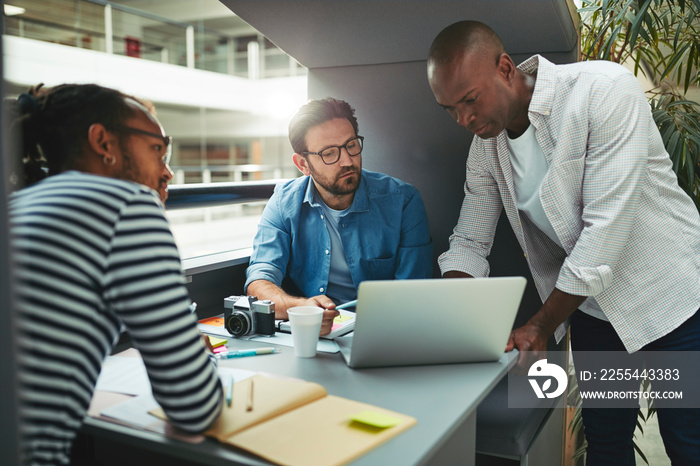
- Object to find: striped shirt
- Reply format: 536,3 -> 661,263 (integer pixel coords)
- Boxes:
438,55 -> 700,352
10,171 -> 223,465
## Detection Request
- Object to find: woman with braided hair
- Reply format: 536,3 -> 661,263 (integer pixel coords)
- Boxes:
8,83 -> 223,465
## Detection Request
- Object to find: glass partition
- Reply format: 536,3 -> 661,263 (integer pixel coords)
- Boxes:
3,0 -> 307,262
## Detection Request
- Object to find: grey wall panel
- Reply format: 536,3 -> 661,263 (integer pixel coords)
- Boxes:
223,0 -> 578,68
309,60 -> 469,278
306,47 -> 576,314
224,0 -> 579,318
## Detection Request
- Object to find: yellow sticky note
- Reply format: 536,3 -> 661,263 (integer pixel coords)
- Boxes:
334,314 -> 353,323
349,410 -> 402,429
208,336 -> 227,348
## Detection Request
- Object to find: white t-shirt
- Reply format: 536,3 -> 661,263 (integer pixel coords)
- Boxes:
316,193 -> 356,303
507,125 -> 607,321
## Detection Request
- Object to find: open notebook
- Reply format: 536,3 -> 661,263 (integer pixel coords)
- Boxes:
151,374 -> 415,466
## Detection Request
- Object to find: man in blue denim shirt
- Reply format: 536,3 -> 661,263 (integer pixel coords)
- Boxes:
245,98 -> 432,335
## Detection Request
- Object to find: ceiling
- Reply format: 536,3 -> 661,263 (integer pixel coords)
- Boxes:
220,0 -> 578,69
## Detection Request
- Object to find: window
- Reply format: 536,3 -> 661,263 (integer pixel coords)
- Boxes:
3,0 -> 307,262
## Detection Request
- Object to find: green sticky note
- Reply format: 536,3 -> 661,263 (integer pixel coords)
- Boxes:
334,314 -> 353,323
208,336 -> 227,348
349,410 -> 401,429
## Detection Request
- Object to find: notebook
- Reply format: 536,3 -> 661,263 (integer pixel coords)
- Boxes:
335,277 -> 526,368
150,374 -> 416,466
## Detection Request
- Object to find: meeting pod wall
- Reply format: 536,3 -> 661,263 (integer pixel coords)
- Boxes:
221,1 -> 578,464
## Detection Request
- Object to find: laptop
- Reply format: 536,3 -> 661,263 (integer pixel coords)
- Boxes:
335,277 -> 526,368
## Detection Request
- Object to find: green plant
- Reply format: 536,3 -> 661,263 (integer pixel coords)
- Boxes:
578,0 -> 700,209
564,2 -> 698,462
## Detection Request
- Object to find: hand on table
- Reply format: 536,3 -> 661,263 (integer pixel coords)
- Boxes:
505,322 -> 548,375
303,295 -> 340,336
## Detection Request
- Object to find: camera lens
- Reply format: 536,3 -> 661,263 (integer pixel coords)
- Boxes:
226,311 -> 251,336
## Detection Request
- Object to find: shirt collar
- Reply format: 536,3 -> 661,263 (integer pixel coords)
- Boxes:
518,54 -> 556,118
302,170 -> 369,213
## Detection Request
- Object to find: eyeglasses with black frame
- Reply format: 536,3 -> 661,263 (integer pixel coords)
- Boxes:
302,136 -> 364,165
113,125 -> 172,165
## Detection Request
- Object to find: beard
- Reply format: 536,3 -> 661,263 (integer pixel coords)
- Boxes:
308,166 -> 361,197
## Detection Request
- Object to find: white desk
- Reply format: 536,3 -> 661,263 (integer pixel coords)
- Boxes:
82,339 -> 513,466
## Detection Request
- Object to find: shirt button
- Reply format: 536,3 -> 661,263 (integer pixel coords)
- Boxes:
319,287 -> 325,293
325,249 -> 329,255
320,214 -> 324,220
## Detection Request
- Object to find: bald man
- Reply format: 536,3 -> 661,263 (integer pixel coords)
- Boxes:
427,20 -> 700,465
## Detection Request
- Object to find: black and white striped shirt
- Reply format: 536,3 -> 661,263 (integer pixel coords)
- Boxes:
10,171 -> 223,465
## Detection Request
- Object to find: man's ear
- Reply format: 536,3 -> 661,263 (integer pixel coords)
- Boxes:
497,53 -> 516,82
292,153 -> 311,176
87,123 -> 116,158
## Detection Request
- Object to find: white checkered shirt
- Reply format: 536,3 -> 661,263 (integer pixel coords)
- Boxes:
438,55 -> 700,352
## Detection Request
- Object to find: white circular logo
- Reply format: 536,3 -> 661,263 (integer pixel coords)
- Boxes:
528,359 -> 568,399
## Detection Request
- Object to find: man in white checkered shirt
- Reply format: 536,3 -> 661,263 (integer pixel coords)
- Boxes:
427,20 -> 700,465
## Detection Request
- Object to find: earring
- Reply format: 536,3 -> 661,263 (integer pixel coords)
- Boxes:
103,155 -> 116,166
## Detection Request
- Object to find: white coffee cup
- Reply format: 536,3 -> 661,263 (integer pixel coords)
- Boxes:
287,306 -> 324,358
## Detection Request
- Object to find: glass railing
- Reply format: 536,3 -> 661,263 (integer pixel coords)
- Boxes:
2,0 -> 306,79
164,180 -> 290,262
3,0 -> 306,263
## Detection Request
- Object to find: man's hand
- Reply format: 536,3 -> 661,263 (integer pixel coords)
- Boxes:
506,322 -> 549,375
506,322 -> 549,353
505,288 -> 586,374
246,281 -> 341,336
303,295 -> 340,336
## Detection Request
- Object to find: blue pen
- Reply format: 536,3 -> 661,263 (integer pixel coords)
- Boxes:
216,347 -> 280,359
336,300 -> 357,310
226,374 -> 233,407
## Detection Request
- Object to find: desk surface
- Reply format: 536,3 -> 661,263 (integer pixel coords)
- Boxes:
84,338 -> 513,466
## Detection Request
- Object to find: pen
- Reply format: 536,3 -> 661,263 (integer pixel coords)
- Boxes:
336,300 -> 357,310
246,379 -> 254,412
226,374 -> 233,407
215,347 -> 280,359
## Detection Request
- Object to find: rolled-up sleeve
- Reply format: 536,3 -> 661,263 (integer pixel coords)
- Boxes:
555,72 -> 647,297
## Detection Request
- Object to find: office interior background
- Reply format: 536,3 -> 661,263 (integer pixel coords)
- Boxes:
2,0 -> 309,261
1,0 -> 694,464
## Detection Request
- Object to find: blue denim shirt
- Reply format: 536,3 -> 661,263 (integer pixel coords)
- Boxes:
244,169 -> 433,299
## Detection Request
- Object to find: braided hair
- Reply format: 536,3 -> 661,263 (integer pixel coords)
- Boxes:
11,83 -> 138,188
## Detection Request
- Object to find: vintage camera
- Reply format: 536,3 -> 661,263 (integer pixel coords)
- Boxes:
223,295 -> 276,337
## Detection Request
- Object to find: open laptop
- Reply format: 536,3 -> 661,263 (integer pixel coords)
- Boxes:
335,277 -> 526,368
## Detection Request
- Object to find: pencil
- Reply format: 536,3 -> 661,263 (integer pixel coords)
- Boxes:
226,374 -> 233,407
246,379 -> 254,412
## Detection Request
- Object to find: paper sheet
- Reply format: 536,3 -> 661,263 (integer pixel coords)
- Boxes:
96,364 -> 256,429
96,356 -> 150,396
199,316 -> 340,353
249,332 -> 339,353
